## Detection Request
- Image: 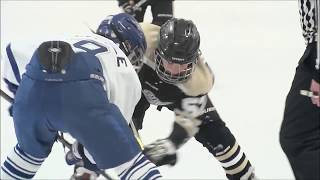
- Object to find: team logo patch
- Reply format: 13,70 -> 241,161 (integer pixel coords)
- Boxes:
48,47 -> 62,53
142,89 -> 172,105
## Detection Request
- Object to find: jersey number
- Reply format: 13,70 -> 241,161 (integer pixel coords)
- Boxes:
73,40 -> 127,67
73,40 -> 108,55
181,96 -> 207,117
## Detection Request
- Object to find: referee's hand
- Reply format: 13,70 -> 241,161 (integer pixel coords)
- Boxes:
310,79 -> 320,107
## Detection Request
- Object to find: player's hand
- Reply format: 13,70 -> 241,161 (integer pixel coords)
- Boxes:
70,166 -> 98,180
310,79 -> 320,107
120,1 -> 135,16
65,142 -> 100,180
143,139 -> 177,166
65,141 -> 83,165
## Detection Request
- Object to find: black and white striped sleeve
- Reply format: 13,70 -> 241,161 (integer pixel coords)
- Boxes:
299,0 -> 318,44
299,0 -> 319,78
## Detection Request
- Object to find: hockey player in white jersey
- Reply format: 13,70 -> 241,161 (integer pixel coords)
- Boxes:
0,13 -> 162,180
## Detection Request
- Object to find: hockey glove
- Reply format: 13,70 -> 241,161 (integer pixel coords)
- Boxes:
65,141 -> 100,172
120,2 -> 135,16
70,166 -> 98,180
143,139 -> 177,166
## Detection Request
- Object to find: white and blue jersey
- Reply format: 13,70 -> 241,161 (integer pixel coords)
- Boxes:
2,34 -> 141,123
1,34 -> 143,170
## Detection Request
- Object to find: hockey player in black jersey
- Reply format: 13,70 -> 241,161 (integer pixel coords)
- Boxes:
133,18 -> 257,180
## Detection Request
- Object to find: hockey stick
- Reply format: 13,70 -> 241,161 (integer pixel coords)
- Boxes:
132,0 -> 149,12
0,89 -> 113,179
82,21 -> 96,34
0,89 -> 13,103
129,120 -> 144,149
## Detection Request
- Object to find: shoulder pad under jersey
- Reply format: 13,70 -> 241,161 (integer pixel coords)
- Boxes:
139,23 -> 160,64
177,56 -> 214,96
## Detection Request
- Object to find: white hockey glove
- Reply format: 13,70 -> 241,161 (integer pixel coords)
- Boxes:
143,139 -> 177,166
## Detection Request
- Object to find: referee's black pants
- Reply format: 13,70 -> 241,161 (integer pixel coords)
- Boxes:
280,42 -> 320,180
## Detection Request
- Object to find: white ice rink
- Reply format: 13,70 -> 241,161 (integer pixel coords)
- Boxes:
1,1 -> 306,179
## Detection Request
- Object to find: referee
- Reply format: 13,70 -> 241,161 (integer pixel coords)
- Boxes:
280,0 -> 319,179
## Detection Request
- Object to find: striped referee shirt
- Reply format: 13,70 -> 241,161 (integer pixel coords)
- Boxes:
299,0 -> 319,72
299,0 -> 318,44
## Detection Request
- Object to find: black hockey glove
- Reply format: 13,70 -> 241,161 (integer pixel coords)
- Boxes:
70,165 -> 98,180
143,139 -> 177,166
120,2 -> 135,16
65,141 -> 100,173
65,141 -> 83,165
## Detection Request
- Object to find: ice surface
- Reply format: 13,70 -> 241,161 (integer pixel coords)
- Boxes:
1,1 -> 301,179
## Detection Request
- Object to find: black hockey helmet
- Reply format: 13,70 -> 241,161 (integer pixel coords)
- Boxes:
155,18 -> 200,84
